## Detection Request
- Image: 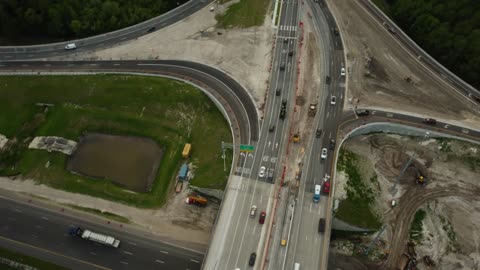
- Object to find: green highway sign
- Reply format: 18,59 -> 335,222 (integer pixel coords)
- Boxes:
240,144 -> 255,152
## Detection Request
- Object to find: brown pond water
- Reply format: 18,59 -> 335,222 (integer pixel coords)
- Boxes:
67,133 -> 163,192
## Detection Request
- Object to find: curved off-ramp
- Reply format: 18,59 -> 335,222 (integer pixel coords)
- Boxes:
0,0 -> 213,60
0,60 -> 259,144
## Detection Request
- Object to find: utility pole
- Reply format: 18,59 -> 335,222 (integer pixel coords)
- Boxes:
221,141 -> 233,172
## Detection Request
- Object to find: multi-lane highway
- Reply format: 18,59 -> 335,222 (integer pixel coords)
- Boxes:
1,0 -> 480,269
0,0 -> 213,60
0,193 -> 203,270
203,0 -> 300,269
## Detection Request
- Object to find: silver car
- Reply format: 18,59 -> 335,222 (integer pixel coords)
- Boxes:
321,148 -> 328,159
259,166 -> 266,178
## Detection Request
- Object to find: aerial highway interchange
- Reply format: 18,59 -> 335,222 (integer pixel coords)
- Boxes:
0,0 -> 479,270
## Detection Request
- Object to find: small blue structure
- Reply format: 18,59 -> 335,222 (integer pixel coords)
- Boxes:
178,163 -> 189,181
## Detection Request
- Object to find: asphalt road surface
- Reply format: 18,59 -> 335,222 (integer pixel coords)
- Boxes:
0,195 -> 203,270
0,59 -> 259,143
203,0 -> 300,269
282,0 -> 345,269
0,0 -> 213,60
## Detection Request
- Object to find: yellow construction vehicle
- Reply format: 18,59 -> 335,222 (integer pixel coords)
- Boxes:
292,133 -> 300,143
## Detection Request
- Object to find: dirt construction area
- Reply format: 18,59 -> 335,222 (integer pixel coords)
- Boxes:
329,134 -> 480,270
325,0 -> 480,130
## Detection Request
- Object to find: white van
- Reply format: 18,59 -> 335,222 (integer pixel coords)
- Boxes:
64,43 -> 77,50
294,262 -> 300,270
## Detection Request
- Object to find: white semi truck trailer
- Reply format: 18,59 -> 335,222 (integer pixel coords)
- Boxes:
69,227 -> 120,248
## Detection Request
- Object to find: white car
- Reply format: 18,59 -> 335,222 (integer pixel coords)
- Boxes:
210,6 -> 215,11
340,67 -> 346,76
259,166 -> 266,178
321,148 -> 328,159
330,96 -> 336,105
250,205 -> 257,217
64,43 -> 77,50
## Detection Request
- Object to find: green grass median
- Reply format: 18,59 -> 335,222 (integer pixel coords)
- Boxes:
0,75 -> 232,208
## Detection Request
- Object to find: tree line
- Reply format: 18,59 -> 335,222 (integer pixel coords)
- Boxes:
0,0 -> 188,43
378,0 -> 480,90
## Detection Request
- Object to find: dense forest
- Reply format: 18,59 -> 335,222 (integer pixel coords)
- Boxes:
0,0 -> 188,44
376,0 -> 480,90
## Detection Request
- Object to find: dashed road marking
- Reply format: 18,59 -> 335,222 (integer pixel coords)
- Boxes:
41,216 -> 49,220
123,251 -> 133,255
90,252 -> 96,256
120,261 -> 128,265
160,250 -> 169,254
128,241 -> 137,246
190,259 -> 200,263
155,260 -> 164,263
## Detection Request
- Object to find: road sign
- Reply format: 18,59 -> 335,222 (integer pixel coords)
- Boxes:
240,144 -> 255,152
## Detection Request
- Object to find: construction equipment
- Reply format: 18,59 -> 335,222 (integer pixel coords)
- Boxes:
186,195 -> 207,206
292,132 -> 300,143
308,103 -> 317,117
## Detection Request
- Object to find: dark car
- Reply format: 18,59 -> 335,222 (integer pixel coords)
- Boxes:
276,88 -> 281,96
259,211 -> 266,224
356,109 -> 370,116
326,75 -> 331,84
280,108 -> 286,120
282,99 -> 287,108
269,124 -> 275,132
280,64 -> 285,71
147,26 -> 156,33
267,168 -> 274,182
249,252 -> 257,266
333,28 -> 339,35
423,118 -> 437,125
316,128 -> 322,138
318,218 -> 325,233
329,139 -> 335,150
288,50 -> 294,57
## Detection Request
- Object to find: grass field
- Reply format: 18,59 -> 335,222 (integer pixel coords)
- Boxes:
0,246 -> 68,270
335,149 -> 382,230
0,75 -> 232,208
216,0 -> 270,28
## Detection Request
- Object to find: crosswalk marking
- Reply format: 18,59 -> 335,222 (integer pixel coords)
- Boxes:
279,25 -> 297,31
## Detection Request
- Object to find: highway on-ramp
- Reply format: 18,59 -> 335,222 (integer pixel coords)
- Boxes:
0,0 -> 213,60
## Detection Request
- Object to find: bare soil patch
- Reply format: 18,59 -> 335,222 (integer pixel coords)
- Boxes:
325,0 -> 480,129
330,134 -> 480,270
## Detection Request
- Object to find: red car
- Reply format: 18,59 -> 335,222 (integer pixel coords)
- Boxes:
259,211 -> 266,224
323,181 -> 330,194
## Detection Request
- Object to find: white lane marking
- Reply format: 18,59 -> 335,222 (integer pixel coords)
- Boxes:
21,64 -> 29,67
309,202 -> 313,213
41,216 -> 49,220
155,260 -> 165,263
160,250 -> 169,254
329,132 -> 332,139
128,241 -> 137,246
35,225 -> 43,229
123,251 -> 133,255
190,259 -> 200,263
90,252 -> 96,256
4,55 -> 13,58
14,208 -> 22,213
44,64 -> 51,67
113,63 -> 120,66
326,111 -> 330,118
120,261 -> 128,265
0,64 -> 5,67
89,64 -> 98,66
